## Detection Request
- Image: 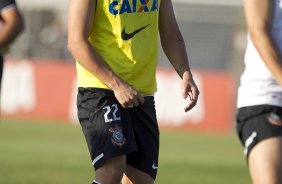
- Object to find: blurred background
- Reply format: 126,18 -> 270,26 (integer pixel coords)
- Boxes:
0,0 -> 251,183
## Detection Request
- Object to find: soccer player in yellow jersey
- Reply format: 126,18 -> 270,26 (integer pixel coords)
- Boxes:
68,0 -> 199,183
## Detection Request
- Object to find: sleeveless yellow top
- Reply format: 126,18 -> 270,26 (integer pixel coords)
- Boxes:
76,0 -> 161,94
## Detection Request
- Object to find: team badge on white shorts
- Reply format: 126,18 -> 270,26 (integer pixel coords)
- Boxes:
108,124 -> 126,147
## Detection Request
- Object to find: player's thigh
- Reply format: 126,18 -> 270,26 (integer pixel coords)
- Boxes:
96,155 -> 127,180
248,136 -> 282,184
249,136 -> 282,166
124,164 -> 154,184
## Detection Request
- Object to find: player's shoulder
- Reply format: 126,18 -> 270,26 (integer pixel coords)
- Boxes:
0,0 -> 16,11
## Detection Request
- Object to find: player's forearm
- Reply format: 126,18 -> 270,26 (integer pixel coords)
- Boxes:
0,8 -> 24,48
68,40 -> 126,90
250,28 -> 282,85
0,20 -> 23,48
160,30 -> 192,79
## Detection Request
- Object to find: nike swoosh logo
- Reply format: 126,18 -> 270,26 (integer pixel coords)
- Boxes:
152,163 -> 158,170
121,24 -> 150,40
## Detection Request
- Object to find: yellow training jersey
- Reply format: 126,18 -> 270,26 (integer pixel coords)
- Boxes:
76,0 -> 161,94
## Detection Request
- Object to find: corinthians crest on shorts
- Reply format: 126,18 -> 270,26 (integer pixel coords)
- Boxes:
108,124 -> 126,147
267,112 -> 282,126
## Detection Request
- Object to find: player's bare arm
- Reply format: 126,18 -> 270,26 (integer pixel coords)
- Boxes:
0,6 -> 24,48
159,0 -> 199,112
245,0 -> 282,85
67,0 -> 144,108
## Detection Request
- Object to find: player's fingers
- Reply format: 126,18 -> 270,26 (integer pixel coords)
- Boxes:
190,86 -> 200,101
122,101 -> 131,108
184,99 -> 197,112
182,85 -> 189,99
126,93 -> 144,108
185,89 -> 199,112
188,91 -> 194,101
132,98 -> 139,107
137,94 -> 145,105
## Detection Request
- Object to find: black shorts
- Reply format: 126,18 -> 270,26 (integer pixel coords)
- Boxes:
236,105 -> 282,158
77,88 -> 159,179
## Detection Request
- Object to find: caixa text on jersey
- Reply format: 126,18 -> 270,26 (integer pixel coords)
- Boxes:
109,0 -> 159,15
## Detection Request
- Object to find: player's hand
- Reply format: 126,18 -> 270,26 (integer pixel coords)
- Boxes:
181,72 -> 200,112
112,82 -> 145,109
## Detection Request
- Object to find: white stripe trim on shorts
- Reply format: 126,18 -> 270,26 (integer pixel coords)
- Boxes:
244,131 -> 257,156
92,153 -> 104,165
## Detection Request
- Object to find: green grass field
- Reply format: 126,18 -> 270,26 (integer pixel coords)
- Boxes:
0,120 -> 251,184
